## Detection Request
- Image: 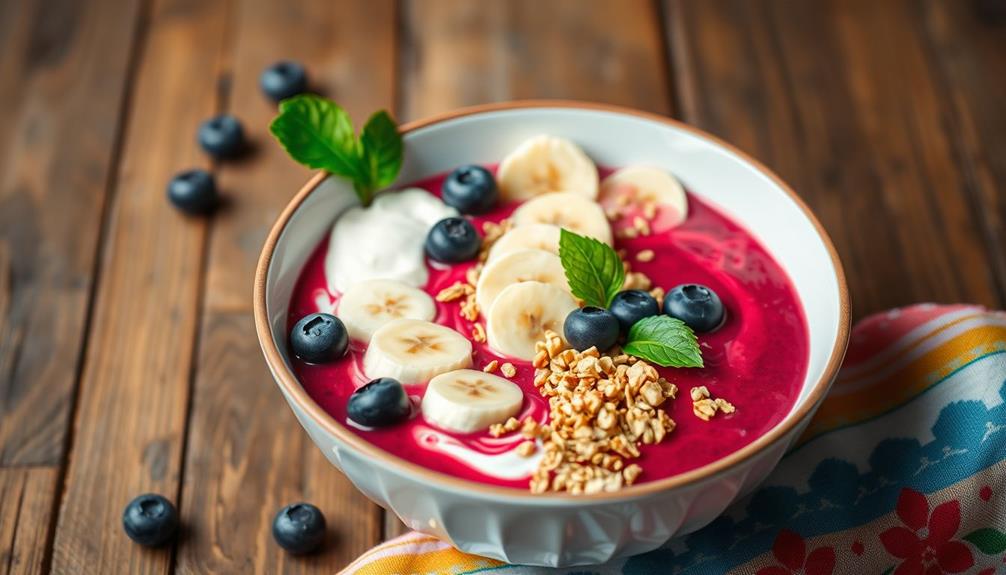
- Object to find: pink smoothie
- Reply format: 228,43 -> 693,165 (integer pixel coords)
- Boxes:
287,168 -> 809,489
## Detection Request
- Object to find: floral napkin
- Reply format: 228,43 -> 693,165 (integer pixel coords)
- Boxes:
339,304 -> 1006,575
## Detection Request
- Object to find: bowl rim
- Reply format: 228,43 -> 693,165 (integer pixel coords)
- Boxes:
254,100 -> 851,502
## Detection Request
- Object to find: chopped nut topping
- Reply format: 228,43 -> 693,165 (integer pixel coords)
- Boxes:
516,441 -> 537,457
642,201 -> 657,220
465,263 -> 482,287
500,362 -> 517,378
435,282 -> 470,302
478,220 -> 511,262
460,294 -> 480,322
617,227 -> 639,240
690,386 -> 736,421
524,330 -> 678,494
471,323 -> 486,343
483,359 -> 499,373
650,286 -> 666,308
623,271 -> 652,291
635,249 -> 655,262
623,463 -> 643,485
632,216 -> 651,236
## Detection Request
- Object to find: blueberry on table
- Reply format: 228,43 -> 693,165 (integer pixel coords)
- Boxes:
348,377 -> 412,427
290,313 -> 349,363
167,169 -> 218,215
664,284 -> 725,333
425,217 -> 481,263
197,114 -> 245,159
442,165 -> 498,214
272,503 -> 326,554
122,493 -> 178,547
564,307 -> 620,352
260,60 -> 309,102
609,289 -> 660,334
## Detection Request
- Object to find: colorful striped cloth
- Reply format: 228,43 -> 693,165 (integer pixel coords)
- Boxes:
340,304 -> 1006,575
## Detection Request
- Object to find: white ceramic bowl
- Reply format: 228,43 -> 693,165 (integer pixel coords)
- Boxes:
254,101 -> 850,567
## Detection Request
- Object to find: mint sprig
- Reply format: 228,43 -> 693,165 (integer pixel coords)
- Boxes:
558,229 -> 624,308
623,316 -> 703,368
270,95 -> 402,206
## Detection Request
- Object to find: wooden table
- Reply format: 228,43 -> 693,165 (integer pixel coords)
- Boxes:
1,0 -> 1003,572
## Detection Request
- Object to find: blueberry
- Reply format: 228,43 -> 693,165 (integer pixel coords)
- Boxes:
442,165 -> 498,214
167,169 -> 218,215
197,114 -> 245,159
260,61 -> 308,102
425,217 -> 481,263
563,307 -> 620,352
664,284 -> 725,333
123,493 -> 178,547
609,289 -> 660,334
272,503 -> 326,554
290,313 -> 349,363
348,377 -> 411,427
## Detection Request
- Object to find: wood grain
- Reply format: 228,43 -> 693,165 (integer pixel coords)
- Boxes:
399,0 -> 672,121
50,0 -> 233,571
0,0 -> 144,466
0,467 -> 57,575
921,0 -> 1006,302
203,0 -> 397,312
665,0 -> 1003,319
177,0 -> 394,570
176,315 -> 382,573
0,1 -> 1000,572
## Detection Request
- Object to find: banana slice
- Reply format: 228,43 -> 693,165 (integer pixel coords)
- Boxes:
363,319 -> 472,384
486,223 -> 561,262
420,369 -> 524,433
510,191 -> 613,245
486,281 -> 578,361
599,166 -> 688,231
497,135 -> 599,202
337,279 -> 437,342
476,249 -> 570,315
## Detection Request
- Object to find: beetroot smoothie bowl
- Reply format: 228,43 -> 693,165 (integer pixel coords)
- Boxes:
254,101 -> 849,566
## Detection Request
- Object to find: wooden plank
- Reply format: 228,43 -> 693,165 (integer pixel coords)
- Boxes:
176,315 -> 382,574
0,467 -> 57,575
399,0 -> 672,120
0,0 -> 144,466
203,0 -> 396,312
664,0 -> 1002,319
50,0 -> 233,571
389,0 -> 672,539
177,0 -> 394,571
920,0 -> 1006,301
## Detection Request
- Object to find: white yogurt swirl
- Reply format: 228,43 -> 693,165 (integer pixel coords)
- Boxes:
324,188 -> 457,294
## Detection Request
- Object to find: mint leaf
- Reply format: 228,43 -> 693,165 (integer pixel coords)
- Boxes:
964,528 -> 1006,554
623,316 -> 703,368
269,95 -> 362,180
269,96 -> 403,206
558,229 -> 624,308
360,110 -> 403,191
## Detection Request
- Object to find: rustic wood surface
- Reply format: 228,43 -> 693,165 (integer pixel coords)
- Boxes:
0,0 -> 1003,572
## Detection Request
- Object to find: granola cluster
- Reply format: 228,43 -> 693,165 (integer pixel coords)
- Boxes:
690,385 -> 736,421
518,330 -> 679,494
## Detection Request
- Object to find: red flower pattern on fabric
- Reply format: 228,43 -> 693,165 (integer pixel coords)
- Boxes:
879,488 -> 974,575
979,485 -> 992,502
756,529 -> 836,575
